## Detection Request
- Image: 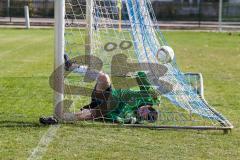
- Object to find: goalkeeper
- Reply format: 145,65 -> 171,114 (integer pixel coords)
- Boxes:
40,55 -> 160,124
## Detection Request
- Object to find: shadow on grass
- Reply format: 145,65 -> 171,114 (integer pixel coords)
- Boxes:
60,121 -> 228,135
0,120 -> 228,135
0,120 -> 42,128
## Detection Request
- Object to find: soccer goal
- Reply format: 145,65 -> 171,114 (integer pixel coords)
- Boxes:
52,0 -> 233,132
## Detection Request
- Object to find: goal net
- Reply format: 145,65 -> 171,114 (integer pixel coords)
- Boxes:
54,0 -> 233,131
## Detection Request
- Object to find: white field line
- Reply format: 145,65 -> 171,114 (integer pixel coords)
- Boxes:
27,125 -> 60,160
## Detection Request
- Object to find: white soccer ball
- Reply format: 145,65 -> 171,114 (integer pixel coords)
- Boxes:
156,46 -> 175,64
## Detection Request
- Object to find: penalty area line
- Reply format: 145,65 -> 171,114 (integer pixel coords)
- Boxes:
27,125 -> 60,160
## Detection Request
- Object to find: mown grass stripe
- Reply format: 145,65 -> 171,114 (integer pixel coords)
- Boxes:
27,125 -> 60,160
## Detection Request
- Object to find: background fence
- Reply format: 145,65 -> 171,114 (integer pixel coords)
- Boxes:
0,0 -> 54,18
0,0 -> 240,22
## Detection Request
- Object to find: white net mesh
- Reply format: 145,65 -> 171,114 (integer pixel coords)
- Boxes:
62,0 -> 232,129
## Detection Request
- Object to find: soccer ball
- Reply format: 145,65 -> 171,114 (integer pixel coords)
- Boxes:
156,46 -> 175,64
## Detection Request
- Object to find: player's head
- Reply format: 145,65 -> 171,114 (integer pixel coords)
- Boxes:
137,105 -> 158,123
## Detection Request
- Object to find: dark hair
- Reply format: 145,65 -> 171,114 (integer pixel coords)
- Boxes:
137,105 -> 158,123
147,106 -> 158,122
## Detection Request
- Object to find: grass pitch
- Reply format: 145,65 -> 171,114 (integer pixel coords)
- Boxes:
0,28 -> 240,160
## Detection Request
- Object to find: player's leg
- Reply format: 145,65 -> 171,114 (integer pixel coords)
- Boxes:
80,72 -> 112,118
39,99 -> 92,124
136,71 -> 152,91
40,56 -> 112,124
40,72 -> 112,124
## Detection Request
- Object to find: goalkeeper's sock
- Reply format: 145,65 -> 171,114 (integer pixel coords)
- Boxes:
73,66 -> 100,81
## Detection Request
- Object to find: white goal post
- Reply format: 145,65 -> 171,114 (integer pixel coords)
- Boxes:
54,0 -> 65,118
85,0 -> 93,58
54,0 -> 94,118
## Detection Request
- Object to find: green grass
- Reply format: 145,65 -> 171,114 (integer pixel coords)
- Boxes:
0,28 -> 240,160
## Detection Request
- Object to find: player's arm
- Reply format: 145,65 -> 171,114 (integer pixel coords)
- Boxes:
135,71 -> 152,91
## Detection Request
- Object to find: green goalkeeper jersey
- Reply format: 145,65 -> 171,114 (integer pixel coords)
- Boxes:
105,72 -> 161,123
